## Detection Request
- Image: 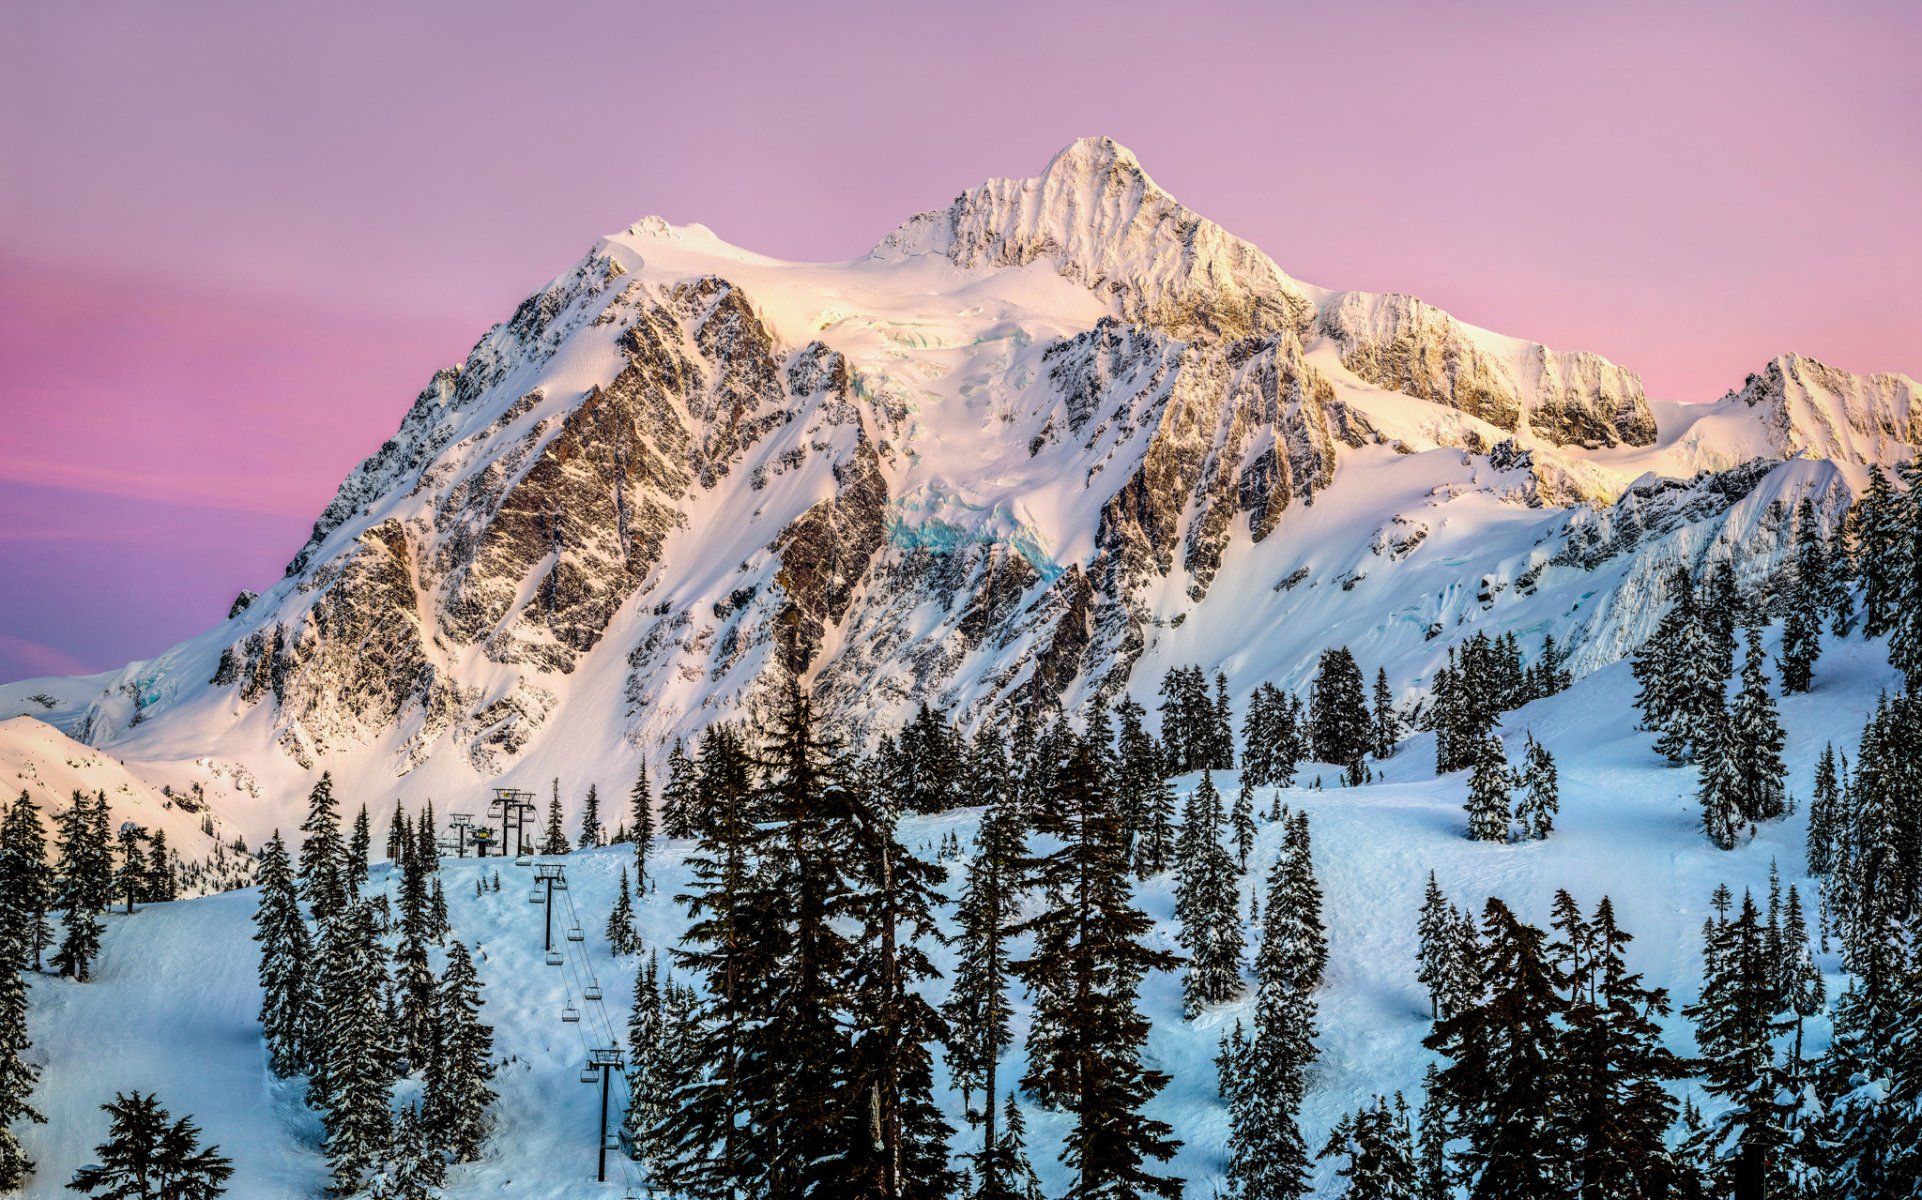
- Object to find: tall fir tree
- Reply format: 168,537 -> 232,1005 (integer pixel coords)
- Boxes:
1728,627 -> 1788,827
1309,648 -> 1371,770
0,791 -> 54,971
1178,769 -> 1245,1017
348,803 -> 372,891
630,762 -> 655,895
1372,668 -> 1403,760
113,822 -> 145,914
251,832 -> 312,1077
606,866 -> 640,957
317,899 -> 392,1191
659,738 -> 700,840
1514,733 -> 1558,842
65,1092 -> 234,1199
579,782 -> 603,849
0,891 -> 43,1189
541,781 -> 568,855
1317,1094 -> 1416,1200
297,772 -> 349,922
1464,736 -> 1513,843
947,782 -> 1025,1199
1013,736 -> 1182,1199
52,791 -> 108,981
423,939 -> 495,1162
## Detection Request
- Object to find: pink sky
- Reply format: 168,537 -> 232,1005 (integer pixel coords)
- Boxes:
2,0 -> 1917,682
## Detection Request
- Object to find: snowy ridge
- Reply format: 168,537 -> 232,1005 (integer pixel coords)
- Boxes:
0,138 -> 1915,847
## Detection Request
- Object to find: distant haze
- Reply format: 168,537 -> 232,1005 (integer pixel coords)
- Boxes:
2,0 -> 1917,682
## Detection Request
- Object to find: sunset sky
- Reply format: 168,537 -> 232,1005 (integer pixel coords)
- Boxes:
2,0 -> 1917,683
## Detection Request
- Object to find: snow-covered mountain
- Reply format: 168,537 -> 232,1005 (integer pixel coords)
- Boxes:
3,136 -> 1915,843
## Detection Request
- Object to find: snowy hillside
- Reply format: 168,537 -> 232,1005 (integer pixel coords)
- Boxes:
11,627 -> 1904,1197
2,137 -> 1914,852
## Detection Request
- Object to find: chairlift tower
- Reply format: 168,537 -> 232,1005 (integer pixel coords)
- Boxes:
487,788 -> 537,858
533,862 -> 567,954
583,1045 -> 626,1183
449,812 -> 473,857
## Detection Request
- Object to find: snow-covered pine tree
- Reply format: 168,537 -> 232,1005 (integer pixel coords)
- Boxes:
1546,895 -> 1690,1197
624,952 -> 667,1175
349,803 -> 372,890
659,738 -> 700,840
1856,464 -> 1901,637
297,772 -> 349,922
1514,733 -> 1558,841
1012,735 -> 1182,1199
606,866 -> 639,956
318,899 -> 393,1190
844,769 -> 957,1200
1117,702 -> 1176,878
252,832 -> 312,1077
0,791 -> 54,971
1422,898 -> 1566,1199
1696,702 -> 1745,851
385,799 -> 408,868
53,790 -> 108,981
65,1092 -> 233,1199
1212,670 -> 1237,771
1414,872 -> 1452,1020
1317,1094 -> 1416,1199
1683,888 -> 1795,1199
0,900 -> 43,1189
1779,498 -> 1826,693
1883,460 -> 1922,689
1464,735 -> 1513,843
1174,769 -> 1225,936
947,778 -> 1025,1198
1807,742 -> 1841,876
1728,626 -> 1788,826
1309,648 -> 1371,770
142,827 -> 175,905
428,876 -> 449,942
540,782 -> 568,855
1372,668 -> 1402,760
1178,771 -> 1245,1016
370,1102 -> 445,1199
1777,883 -> 1824,1067
579,782 -> 602,848
630,762 -> 654,894
1232,778 -> 1256,872
1224,809 -> 1326,1200
982,1092 -> 1046,1200
424,939 -> 494,1162
391,832 -> 437,1072
1413,1067 -> 1448,1200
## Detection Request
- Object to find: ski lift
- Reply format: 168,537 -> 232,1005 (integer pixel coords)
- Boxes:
527,889 -> 544,904
566,925 -> 585,942
553,876 -> 569,891
562,1004 -> 580,1023
603,1132 -> 621,1149
514,853 -> 532,867
545,950 -> 564,967
582,983 -> 603,1001
580,1066 -> 599,1084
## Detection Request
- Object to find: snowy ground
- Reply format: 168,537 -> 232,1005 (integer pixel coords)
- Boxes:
17,631 -> 1898,1198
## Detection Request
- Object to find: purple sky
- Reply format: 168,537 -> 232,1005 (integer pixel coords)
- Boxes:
2,0 -> 1917,683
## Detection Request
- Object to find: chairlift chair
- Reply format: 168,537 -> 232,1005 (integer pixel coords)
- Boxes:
562,1004 -> 580,1023
527,890 -> 544,904
514,853 -> 532,867
582,983 -> 603,1001
566,925 -> 585,942
545,950 -> 564,967
580,1067 -> 599,1084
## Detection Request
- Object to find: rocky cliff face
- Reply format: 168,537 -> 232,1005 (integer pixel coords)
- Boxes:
6,138 -> 1914,833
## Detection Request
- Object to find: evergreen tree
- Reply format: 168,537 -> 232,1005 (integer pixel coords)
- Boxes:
1423,898 -> 1566,1200
65,1092 -> 233,1199
1012,737 -> 1182,1199
348,803 -> 372,891
251,833 -> 311,1077
606,866 -> 640,957
1318,1094 -> 1416,1199
1884,460 -> 1922,689
1309,648 -> 1371,770
1514,733 -> 1557,842
1414,1067 -> 1449,1200
297,772 -> 349,921
844,766 -> 957,1200
1212,671 -> 1236,771
317,899 -> 392,1191
423,940 -> 494,1162
142,829 -> 175,905
541,782 -> 568,855
0,791 -> 54,971
1546,895 -> 1691,1198
53,792 -> 108,981
1372,669 -> 1403,760
1696,702 -> 1745,851
1464,736 -> 1513,843
579,782 -> 603,849
1683,889 -> 1793,1200
947,784 -> 1025,1199
113,823 -> 146,914
1116,701 -> 1175,878
659,738 -> 700,839
980,1093 -> 1046,1200
1178,769 -> 1245,1017
1807,742 -> 1841,876
385,800 -> 408,868
1415,872 -> 1452,1020
1728,627 -> 1788,827
1856,465 -> 1901,638
1777,884 -> 1824,1067
1231,779 -> 1256,873
1780,499 -> 1826,693
0,893 -> 43,1189
370,1103 -> 445,1200
630,762 -> 655,895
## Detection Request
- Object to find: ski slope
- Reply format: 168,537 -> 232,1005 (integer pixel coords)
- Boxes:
16,627 -> 1897,1198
